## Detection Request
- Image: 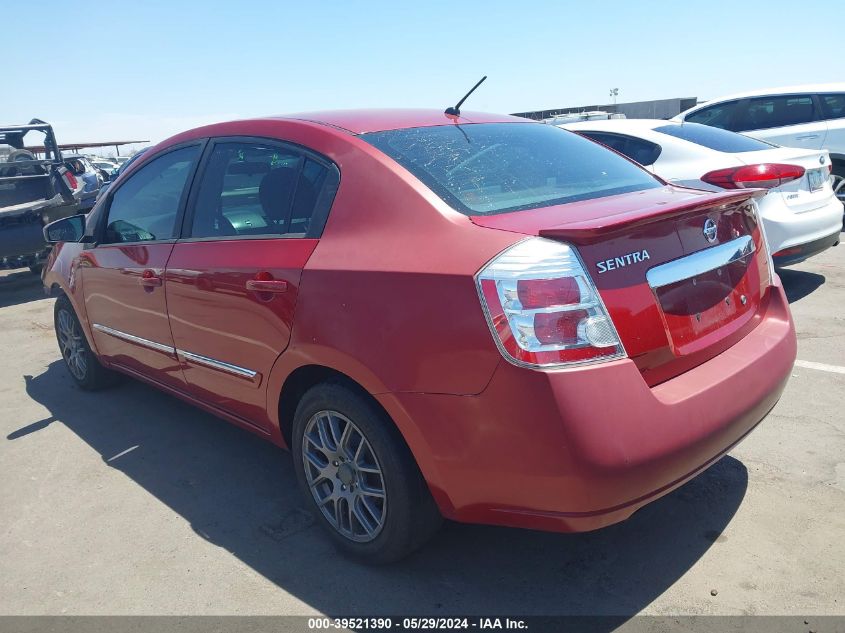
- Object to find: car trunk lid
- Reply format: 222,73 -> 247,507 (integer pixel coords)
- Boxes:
472,186 -> 771,385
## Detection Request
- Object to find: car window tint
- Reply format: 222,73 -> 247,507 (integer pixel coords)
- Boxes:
579,132 -> 662,166
290,158 -> 328,234
820,93 -> 845,120
362,123 -> 660,216
686,100 -> 741,131
104,146 -> 199,243
738,95 -> 816,131
190,142 -> 329,238
653,123 -> 774,153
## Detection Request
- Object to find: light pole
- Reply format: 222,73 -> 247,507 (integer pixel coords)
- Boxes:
609,88 -> 619,107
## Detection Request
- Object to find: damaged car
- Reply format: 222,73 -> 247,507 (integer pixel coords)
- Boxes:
0,119 -> 82,272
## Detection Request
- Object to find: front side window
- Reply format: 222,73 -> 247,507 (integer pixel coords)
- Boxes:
579,132 -> 662,166
362,123 -> 660,216
189,141 -> 329,238
103,146 -> 199,243
653,123 -> 775,153
820,93 -> 845,120
737,95 -> 816,131
685,100 -> 742,130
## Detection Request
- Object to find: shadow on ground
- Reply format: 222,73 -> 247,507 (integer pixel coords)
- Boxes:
0,270 -> 47,308
777,267 -> 826,304
13,362 -> 748,621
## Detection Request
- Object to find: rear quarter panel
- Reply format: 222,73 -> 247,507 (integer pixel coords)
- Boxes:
263,128 -> 518,398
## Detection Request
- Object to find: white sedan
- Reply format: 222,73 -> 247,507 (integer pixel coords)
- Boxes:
562,119 -> 843,266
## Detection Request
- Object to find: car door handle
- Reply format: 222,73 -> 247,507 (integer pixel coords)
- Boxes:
796,134 -> 820,140
139,270 -> 162,287
245,279 -> 288,293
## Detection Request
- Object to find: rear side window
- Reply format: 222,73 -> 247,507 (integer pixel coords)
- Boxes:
104,146 -> 199,243
686,100 -> 742,130
361,123 -> 660,216
653,123 -> 775,153
579,132 -> 662,166
737,95 -> 816,131
65,158 -> 87,176
820,93 -> 845,120
188,141 -> 331,238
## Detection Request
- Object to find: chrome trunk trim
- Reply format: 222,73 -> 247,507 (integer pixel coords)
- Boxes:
646,236 -> 755,290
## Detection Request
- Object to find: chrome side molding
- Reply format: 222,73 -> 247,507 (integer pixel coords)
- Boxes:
646,236 -> 755,290
92,323 -> 260,385
92,323 -> 176,356
176,349 -> 260,383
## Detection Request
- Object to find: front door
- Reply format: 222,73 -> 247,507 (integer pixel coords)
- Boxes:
81,144 -> 202,390
164,138 -> 337,429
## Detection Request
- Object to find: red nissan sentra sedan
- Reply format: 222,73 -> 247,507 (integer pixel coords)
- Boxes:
42,109 -> 797,563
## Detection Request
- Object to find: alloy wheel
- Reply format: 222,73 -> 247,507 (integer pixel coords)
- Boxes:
301,410 -> 387,542
57,309 -> 87,381
832,173 -> 845,204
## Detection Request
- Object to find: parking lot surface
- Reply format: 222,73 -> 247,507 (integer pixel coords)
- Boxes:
0,238 -> 843,617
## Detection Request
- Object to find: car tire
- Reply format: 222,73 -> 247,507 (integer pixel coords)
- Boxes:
832,163 -> 845,204
54,295 -> 119,391
292,382 -> 442,564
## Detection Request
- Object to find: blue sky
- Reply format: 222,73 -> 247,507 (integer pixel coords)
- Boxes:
6,0 -> 842,154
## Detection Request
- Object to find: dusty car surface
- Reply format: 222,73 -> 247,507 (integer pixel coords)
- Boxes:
42,109 -> 797,563
0,119 -> 81,271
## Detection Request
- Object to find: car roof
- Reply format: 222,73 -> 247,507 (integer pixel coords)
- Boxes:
684,83 -> 845,111
269,109 -> 530,134
563,119 -> 670,133
156,110 -> 534,157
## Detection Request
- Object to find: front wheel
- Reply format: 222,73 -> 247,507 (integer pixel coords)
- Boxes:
292,382 -> 441,564
54,295 -> 119,390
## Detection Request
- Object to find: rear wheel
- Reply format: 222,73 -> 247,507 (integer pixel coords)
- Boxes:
832,164 -> 845,204
54,295 -> 118,390
292,382 -> 441,564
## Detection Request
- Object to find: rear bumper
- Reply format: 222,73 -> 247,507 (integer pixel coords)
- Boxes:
773,229 -> 841,267
763,195 -> 843,259
380,278 -> 796,532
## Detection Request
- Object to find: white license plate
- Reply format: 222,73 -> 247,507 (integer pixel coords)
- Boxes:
808,167 -> 827,192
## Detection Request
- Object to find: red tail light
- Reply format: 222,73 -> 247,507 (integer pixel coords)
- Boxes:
476,238 -> 625,368
702,163 -> 805,190
63,170 -> 78,190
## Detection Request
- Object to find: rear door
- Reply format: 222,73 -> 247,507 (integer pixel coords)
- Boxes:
80,144 -> 202,389
165,138 -> 339,430
736,94 -> 827,149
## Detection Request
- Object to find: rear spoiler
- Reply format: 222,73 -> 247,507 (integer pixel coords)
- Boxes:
539,189 -> 766,244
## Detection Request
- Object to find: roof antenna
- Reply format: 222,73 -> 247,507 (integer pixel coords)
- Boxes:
445,76 -> 487,116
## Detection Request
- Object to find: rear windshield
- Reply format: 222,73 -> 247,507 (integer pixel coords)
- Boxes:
361,122 -> 661,216
653,123 -> 775,153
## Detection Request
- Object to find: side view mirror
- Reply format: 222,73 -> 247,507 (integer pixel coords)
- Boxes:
44,215 -> 86,244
